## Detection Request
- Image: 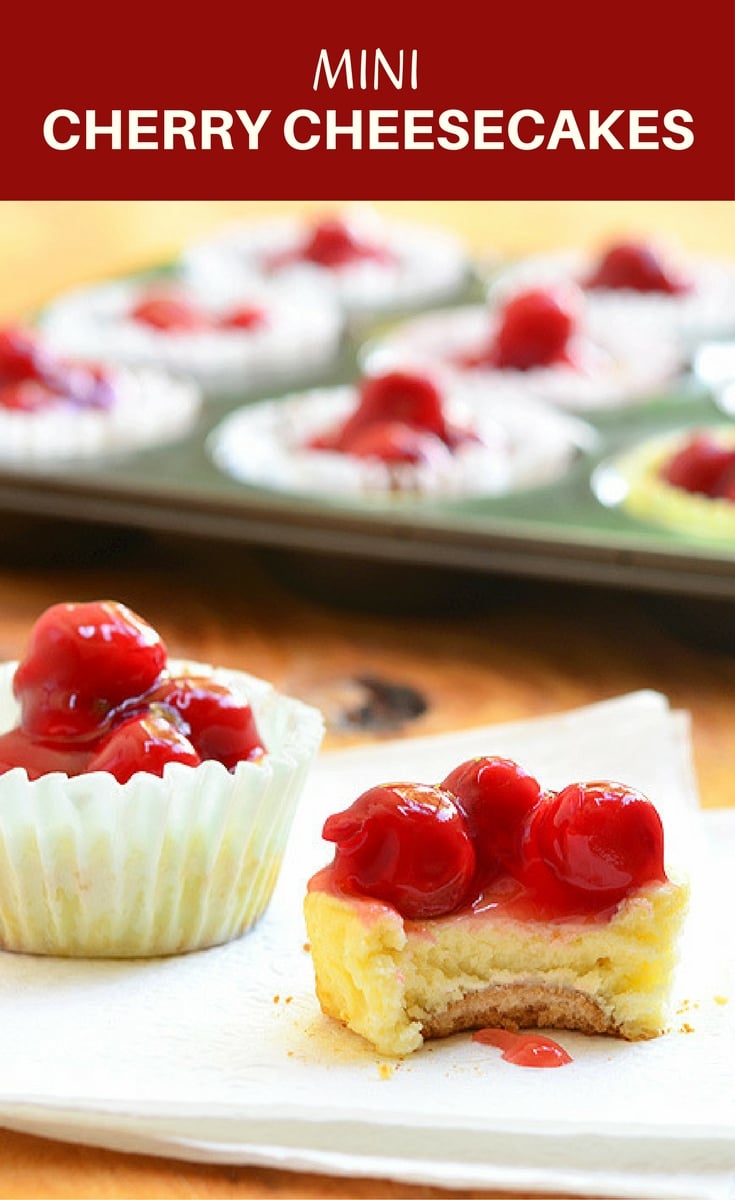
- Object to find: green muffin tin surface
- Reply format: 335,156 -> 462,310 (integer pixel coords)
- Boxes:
5,280 -> 734,600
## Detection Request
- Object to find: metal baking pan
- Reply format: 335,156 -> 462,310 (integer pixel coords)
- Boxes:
2,283 -> 734,601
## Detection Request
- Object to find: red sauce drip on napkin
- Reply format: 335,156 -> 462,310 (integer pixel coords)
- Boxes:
472,1027 -> 572,1068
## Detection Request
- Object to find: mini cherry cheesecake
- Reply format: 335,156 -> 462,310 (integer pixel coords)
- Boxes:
182,206 -> 471,319
0,325 -> 200,461
39,275 -> 344,398
304,757 -> 689,1056
361,283 -> 682,411
209,367 -> 591,500
0,601 -> 323,957
486,237 -> 735,346
611,426 -> 735,541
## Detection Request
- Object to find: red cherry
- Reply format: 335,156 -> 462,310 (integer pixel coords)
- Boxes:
129,293 -> 211,332
487,286 -> 581,370
713,461 -> 735,501
218,304 -> 268,331
13,601 -> 167,742
298,217 -> 391,268
334,370 -> 451,449
323,783 -> 476,919
662,434 -> 735,496
0,379 -> 61,411
525,781 -> 667,909
0,727 -> 92,780
0,327 -> 50,383
441,757 -> 541,881
585,241 -> 692,295
148,675 -> 265,769
341,420 -> 453,466
665,435 -> 735,495
86,713 -> 201,783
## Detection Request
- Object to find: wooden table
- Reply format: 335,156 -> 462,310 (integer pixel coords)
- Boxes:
0,201 -> 732,1197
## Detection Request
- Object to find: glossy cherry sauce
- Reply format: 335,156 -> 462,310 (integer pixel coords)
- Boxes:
0,327 -> 115,413
661,432 -> 735,502
0,601 -> 265,781
308,369 -> 474,465
472,1027 -> 572,1067
318,759 -> 667,922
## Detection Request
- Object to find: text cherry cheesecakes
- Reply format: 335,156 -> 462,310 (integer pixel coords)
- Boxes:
304,757 -> 689,1056
0,601 -> 323,957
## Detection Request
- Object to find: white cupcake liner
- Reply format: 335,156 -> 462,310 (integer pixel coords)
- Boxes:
39,276 -> 345,399
593,426 -> 735,543
360,304 -> 684,412
0,660 -> 324,957
207,379 -> 595,502
487,248 -> 735,348
182,208 -> 472,319
0,367 -> 200,464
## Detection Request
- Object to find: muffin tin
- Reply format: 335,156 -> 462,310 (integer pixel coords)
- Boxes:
3,233 -> 735,602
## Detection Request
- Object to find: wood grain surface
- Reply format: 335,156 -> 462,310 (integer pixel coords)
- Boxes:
0,200 -> 732,1198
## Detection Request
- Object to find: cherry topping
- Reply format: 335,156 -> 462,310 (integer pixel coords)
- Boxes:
130,293 -> 210,332
298,217 -> 392,268
318,761 -> 669,921
13,600 -> 167,742
149,675 -> 264,768
525,781 -> 667,909
661,433 -> 735,497
0,380 -> 61,412
323,783 -> 476,920
343,420 -> 453,467
86,713 -> 201,783
713,461 -> 735,501
585,240 -> 692,294
333,370 -> 451,451
0,727 -> 92,780
217,304 -> 268,331
0,600 -> 268,781
486,286 -> 581,371
0,327 -> 48,383
441,757 -> 541,883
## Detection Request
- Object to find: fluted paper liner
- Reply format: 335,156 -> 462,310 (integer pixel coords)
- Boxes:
361,303 -> 683,412
0,368 -> 200,464
0,661 -> 323,956
182,209 -> 471,319
40,277 -> 344,398
209,381 -> 594,501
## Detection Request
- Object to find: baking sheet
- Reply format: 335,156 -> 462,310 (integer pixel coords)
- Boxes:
3,279 -> 735,600
0,692 -> 731,1199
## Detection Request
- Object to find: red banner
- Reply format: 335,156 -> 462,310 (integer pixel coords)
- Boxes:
3,0 -> 733,199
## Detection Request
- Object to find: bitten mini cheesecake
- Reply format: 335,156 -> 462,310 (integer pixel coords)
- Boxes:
0,600 -> 323,957
304,757 -> 689,1056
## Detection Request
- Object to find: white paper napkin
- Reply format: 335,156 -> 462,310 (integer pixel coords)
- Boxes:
0,690 -> 732,1200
